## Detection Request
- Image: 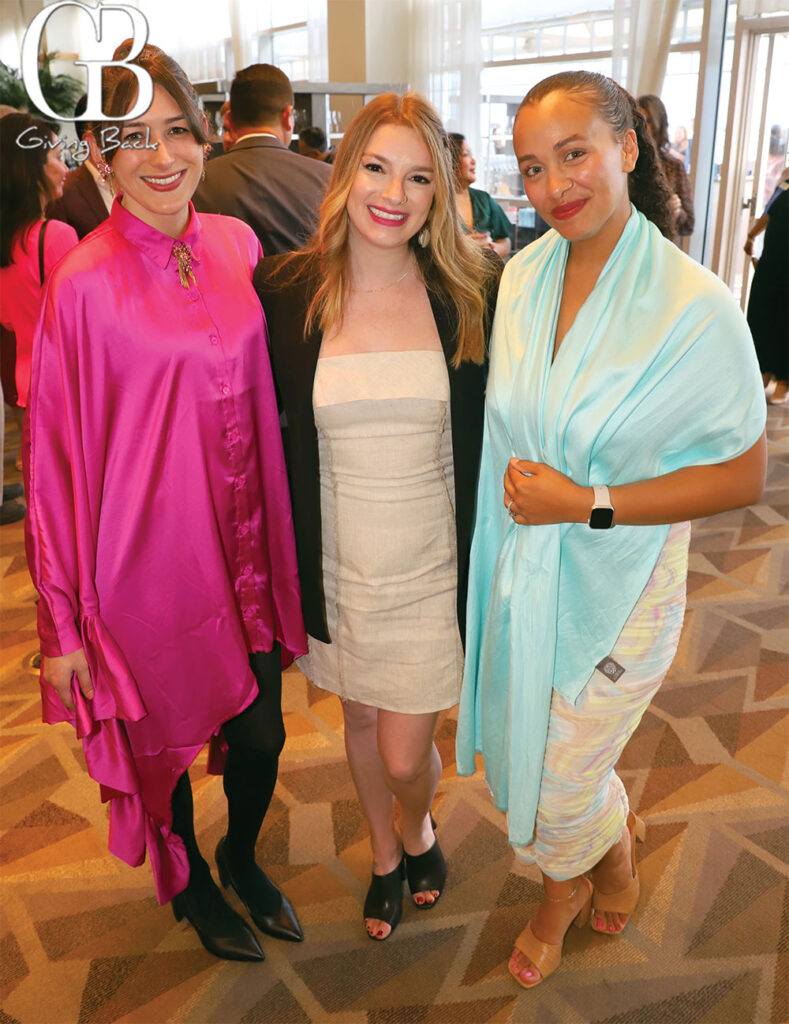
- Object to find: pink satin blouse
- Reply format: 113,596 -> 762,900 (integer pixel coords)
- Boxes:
25,199 -> 306,902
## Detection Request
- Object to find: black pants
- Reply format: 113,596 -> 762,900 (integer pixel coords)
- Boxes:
170,645 -> 284,881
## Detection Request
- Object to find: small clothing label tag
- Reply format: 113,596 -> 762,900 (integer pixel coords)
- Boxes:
596,656 -> 625,682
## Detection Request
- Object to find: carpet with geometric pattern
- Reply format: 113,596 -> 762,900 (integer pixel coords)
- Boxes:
1,406 -> 786,1024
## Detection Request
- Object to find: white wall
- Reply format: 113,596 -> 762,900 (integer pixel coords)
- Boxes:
364,0 -> 410,87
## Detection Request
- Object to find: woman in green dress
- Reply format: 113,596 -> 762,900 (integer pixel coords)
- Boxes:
449,133 -> 512,259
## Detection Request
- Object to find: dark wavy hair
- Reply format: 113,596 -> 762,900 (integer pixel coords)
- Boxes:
518,71 -> 674,240
0,112 -> 59,267
638,94 -> 670,151
93,41 -> 209,164
447,132 -> 465,185
299,126 -> 328,151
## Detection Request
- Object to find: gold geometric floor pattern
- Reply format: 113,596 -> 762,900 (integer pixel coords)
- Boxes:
1,406 -> 787,1024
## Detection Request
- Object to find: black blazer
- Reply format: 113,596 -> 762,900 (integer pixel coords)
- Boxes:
255,253 -> 497,645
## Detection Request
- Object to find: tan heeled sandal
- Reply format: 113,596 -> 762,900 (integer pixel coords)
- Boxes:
591,811 -> 645,934
508,876 -> 593,989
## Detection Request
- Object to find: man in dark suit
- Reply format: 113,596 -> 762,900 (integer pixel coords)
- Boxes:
194,65 -> 331,255
46,95 -> 111,239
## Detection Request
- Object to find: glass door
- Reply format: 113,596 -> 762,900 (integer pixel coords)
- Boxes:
712,15 -> 789,304
736,28 -> 788,307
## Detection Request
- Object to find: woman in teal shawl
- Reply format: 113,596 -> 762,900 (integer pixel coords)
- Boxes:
456,72 -> 767,989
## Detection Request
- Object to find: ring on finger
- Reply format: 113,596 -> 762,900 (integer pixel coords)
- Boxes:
506,498 -> 514,512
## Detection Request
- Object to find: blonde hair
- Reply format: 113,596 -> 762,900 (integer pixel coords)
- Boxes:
285,92 -> 495,366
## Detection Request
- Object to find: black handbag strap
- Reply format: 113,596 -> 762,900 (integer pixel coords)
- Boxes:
38,218 -> 48,286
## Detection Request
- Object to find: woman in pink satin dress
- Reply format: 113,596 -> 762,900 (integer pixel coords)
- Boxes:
25,43 -> 307,962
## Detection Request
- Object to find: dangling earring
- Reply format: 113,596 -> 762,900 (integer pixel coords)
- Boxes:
418,225 -> 430,248
202,142 -> 211,181
99,161 -> 115,196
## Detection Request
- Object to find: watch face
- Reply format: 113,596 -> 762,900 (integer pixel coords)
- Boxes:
589,506 -> 615,530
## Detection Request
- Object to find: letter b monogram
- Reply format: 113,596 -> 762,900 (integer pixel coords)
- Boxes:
21,2 -> 153,121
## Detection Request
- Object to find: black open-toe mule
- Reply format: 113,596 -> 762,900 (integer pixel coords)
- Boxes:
363,857 -> 405,940
405,836 -> 446,909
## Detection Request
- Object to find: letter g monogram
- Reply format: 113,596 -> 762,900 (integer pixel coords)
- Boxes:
21,2 -> 153,122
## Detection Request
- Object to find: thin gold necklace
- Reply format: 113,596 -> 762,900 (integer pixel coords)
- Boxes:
353,264 -> 412,294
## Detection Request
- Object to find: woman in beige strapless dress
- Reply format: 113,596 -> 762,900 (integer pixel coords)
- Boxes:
256,92 -> 499,942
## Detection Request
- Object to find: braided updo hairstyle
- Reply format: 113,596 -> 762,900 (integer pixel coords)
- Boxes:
517,71 -> 675,240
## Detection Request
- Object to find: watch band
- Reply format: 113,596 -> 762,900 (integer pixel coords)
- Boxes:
588,485 -> 615,529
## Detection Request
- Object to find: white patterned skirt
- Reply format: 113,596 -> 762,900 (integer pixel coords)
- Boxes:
513,520 -> 691,878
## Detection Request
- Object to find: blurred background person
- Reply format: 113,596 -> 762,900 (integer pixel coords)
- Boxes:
205,99 -> 237,160
762,124 -> 787,207
298,125 -> 335,163
46,93 -> 111,239
491,124 -> 507,154
745,168 -> 788,404
0,111 -> 78,491
195,64 -> 330,255
448,132 -> 511,259
219,99 -> 237,153
638,94 -> 694,244
672,123 -> 690,171
204,105 -> 225,160
0,102 -> 25,524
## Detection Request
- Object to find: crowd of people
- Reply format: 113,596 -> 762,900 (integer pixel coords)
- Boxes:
0,38 -> 770,991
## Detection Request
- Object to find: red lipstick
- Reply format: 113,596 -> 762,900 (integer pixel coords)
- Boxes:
552,199 -> 586,220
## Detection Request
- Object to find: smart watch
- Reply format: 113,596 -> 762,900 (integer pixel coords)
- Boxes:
588,485 -> 615,530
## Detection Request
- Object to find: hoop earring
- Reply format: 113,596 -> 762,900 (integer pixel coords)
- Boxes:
418,225 -> 430,248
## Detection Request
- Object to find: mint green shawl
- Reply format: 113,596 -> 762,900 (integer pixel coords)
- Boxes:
456,208 -> 766,847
